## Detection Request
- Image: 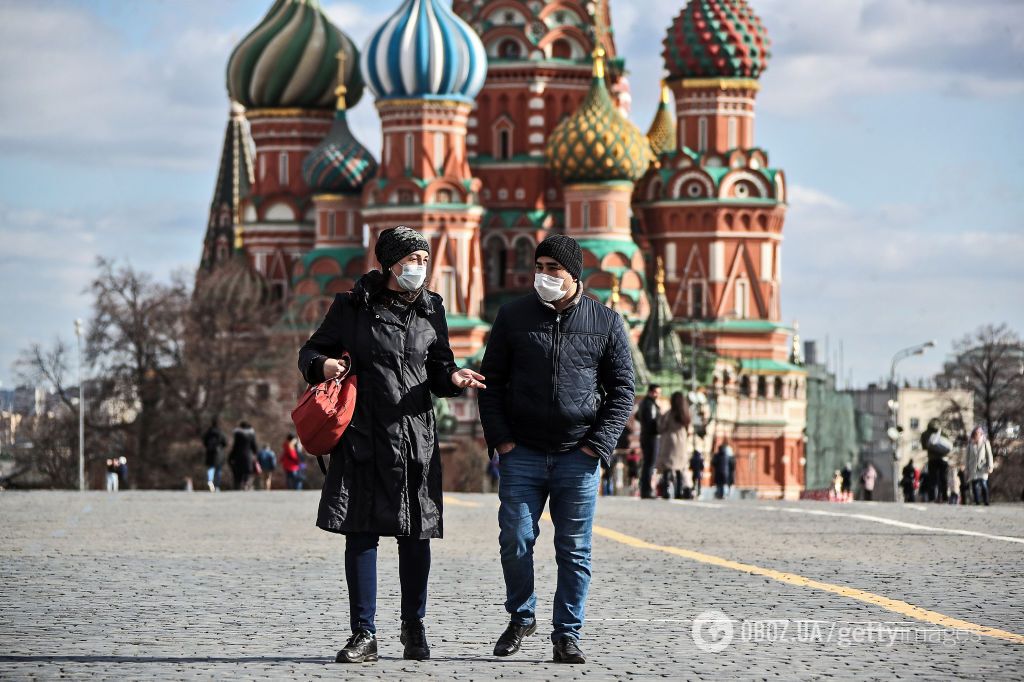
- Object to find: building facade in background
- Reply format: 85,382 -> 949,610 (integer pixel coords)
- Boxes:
197,0 -> 806,498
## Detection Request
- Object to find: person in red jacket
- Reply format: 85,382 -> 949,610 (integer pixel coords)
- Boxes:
281,434 -> 303,490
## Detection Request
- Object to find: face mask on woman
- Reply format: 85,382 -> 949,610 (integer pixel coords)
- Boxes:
394,263 -> 427,291
534,272 -> 568,302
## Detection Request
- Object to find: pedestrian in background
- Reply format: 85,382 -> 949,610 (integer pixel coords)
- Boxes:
831,470 -> 843,500
726,447 -> 736,497
690,449 -> 705,499
965,426 -> 994,506
258,443 -> 277,491
945,455 -> 960,505
840,462 -> 853,501
229,421 -> 258,491
636,384 -> 661,499
298,225 -> 483,663
281,434 -> 302,490
655,391 -> 690,500
860,462 -> 878,501
105,458 -> 119,492
477,234 -> 634,665
202,419 -> 228,492
116,457 -> 128,490
900,461 -> 917,503
711,444 -> 729,499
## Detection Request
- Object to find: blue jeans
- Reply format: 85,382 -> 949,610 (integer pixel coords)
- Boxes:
498,445 -> 601,643
971,479 -> 990,505
344,533 -> 431,634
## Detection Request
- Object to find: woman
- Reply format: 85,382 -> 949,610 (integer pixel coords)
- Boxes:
965,426 -> 994,506
655,391 -> 691,500
280,434 -> 302,490
298,226 -> 485,664
228,421 -> 257,491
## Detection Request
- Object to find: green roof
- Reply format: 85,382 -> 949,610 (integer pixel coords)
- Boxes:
445,315 -> 489,330
299,247 -> 364,272
675,319 -> 792,334
740,358 -> 806,374
575,238 -> 639,261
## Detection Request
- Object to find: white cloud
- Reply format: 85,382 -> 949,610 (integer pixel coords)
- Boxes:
782,185 -> 1024,382
0,3 -> 235,171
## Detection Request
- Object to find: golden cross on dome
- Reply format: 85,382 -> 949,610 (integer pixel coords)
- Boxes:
656,256 -> 666,294
335,48 -> 348,111
591,0 -> 607,79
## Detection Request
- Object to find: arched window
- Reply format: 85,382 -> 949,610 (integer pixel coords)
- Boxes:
697,117 -> 708,153
727,117 -> 738,149
551,39 -> 572,59
499,39 -> 521,59
740,375 -> 751,397
485,238 -> 507,288
433,133 -> 445,171
514,238 -> 533,271
774,377 -> 785,399
404,133 -> 414,170
495,124 -> 513,160
757,376 -> 767,398
435,189 -> 452,204
278,152 -> 289,184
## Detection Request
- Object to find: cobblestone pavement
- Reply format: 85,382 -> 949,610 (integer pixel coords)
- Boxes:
1,491 -> 1022,680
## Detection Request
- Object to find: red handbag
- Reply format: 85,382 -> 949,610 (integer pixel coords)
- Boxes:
291,353 -> 357,473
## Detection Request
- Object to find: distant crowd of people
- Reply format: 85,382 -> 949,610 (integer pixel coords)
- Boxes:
898,425 -> 995,505
595,384 -> 736,500
201,420 -> 307,492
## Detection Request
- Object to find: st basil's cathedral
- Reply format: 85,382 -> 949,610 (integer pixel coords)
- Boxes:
198,0 -> 807,499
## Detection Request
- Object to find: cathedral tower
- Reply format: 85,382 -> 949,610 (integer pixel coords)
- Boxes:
360,0 -> 490,359
633,0 -> 804,498
226,0 -> 364,300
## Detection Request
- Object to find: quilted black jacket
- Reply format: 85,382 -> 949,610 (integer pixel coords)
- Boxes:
477,290 -> 635,465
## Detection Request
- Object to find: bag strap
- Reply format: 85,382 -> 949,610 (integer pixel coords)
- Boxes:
316,455 -> 327,475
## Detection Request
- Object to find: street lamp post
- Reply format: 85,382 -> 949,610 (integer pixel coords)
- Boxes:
888,340 -> 936,502
74,319 -> 84,492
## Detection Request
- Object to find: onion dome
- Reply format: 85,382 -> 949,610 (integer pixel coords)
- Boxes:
196,253 -> 269,308
646,82 -> 677,156
301,53 -> 378,193
361,0 -> 487,103
662,0 -> 770,80
546,50 -> 653,184
227,0 -> 364,110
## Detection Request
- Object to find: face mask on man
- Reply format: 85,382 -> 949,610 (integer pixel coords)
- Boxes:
394,263 -> 427,291
534,272 -> 568,302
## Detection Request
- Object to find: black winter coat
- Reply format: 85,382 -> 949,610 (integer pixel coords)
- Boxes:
203,426 -> 228,468
228,426 -> 257,473
477,290 -> 635,466
297,271 -> 462,539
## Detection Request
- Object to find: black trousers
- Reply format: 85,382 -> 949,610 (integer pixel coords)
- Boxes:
345,533 -> 430,634
640,436 -> 656,498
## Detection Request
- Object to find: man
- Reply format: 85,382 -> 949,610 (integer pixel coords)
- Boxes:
689,449 -> 705,498
636,384 -> 661,498
478,234 -> 635,665
202,419 -> 228,492
711,444 -> 729,499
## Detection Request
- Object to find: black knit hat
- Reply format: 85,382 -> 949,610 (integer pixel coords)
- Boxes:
535,234 -> 583,280
375,225 -> 430,271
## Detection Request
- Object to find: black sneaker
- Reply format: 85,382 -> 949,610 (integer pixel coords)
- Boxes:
335,629 -> 377,663
552,635 -> 586,664
400,618 -> 430,660
493,620 -> 537,657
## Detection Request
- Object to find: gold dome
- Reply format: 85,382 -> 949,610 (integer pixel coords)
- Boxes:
646,81 -> 676,157
546,50 -> 654,184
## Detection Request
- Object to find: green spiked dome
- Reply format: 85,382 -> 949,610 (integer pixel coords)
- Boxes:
227,0 -> 364,110
663,0 -> 771,80
546,50 -> 653,184
646,82 -> 677,157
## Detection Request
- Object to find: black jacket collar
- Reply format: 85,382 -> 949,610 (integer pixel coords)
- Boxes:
353,270 -> 436,316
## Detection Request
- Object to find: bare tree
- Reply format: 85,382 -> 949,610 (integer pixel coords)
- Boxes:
936,323 -> 1024,500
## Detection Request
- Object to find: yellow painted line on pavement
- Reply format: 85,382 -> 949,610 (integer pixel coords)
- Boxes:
590,523 -> 1024,644
443,495 -> 482,508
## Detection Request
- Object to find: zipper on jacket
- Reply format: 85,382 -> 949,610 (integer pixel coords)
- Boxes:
550,313 -> 562,440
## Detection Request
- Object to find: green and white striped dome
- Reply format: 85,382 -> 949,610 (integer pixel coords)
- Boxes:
227,0 -> 364,110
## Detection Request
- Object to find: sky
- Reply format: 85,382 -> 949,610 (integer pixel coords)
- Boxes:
1,0 -> 1022,391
